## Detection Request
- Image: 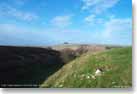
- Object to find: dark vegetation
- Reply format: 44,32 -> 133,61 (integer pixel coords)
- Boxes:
0,46 -> 64,88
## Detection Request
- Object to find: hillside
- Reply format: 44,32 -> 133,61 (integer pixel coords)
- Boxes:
0,45 -> 105,87
41,47 -> 132,88
53,44 -> 107,63
0,46 -> 64,87
52,44 -> 108,51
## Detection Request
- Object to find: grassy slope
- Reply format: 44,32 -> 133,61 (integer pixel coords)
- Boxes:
41,47 -> 132,88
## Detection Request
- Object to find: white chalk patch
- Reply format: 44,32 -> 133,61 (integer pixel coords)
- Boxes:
95,69 -> 102,76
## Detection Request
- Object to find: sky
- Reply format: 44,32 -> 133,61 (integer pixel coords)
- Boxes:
0,0 -> 132,46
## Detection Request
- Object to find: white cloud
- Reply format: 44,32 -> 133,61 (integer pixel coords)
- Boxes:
50,15 -> 72,28
82,0 -> 120,14
82,0 -> 100,10
84,14 -> 104,25
0,5 -> 38,22
103,18 -> 132,38
82,0 -> 120,26
83,17 -> 132,45
85,14 -> 95,23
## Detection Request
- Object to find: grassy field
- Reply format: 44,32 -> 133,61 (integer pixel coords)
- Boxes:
41,47 -> 132,88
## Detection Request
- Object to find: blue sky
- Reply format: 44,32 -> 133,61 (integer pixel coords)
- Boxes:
0,0 -> 132,46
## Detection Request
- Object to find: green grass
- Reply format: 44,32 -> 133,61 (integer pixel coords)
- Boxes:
41,47 -> 132,88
